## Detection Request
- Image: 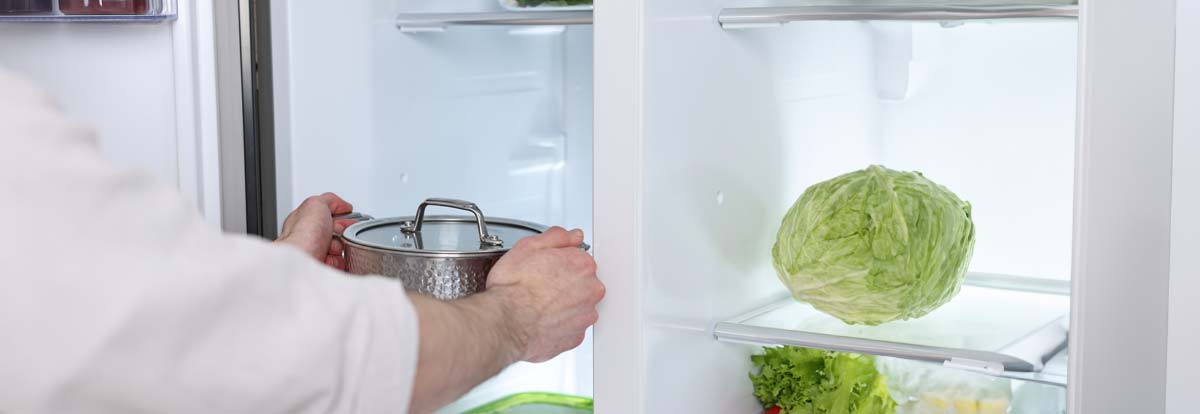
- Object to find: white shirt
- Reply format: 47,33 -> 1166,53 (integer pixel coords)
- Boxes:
0,70 -> 419,413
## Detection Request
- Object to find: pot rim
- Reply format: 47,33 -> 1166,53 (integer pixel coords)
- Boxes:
340,215 -> 551,258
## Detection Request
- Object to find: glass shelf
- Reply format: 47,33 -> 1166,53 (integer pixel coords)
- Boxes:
718,3 -> 1078,29
0,0 -> 175,22
714,277 -> 1070,381
396,10 -> 592,32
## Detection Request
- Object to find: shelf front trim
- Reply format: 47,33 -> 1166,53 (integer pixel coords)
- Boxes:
396,11 -> 592,32
718,4 -> 1078,29
0,14 -> 176,22
715,318 -> 1037,371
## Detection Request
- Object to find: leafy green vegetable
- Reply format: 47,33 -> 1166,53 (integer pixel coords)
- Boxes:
750,346 -> 896,414
515,0 -> 592,6
772,165 -> 975,325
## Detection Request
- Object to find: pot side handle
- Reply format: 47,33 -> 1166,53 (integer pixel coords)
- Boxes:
332,212 -> 375,238
334,212 -> 375,222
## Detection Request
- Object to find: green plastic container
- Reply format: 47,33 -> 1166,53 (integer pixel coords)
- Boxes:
461,392 -> 593,414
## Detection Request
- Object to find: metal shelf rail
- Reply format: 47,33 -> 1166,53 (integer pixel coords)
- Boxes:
396,10 -> 592,32
718,4 -> 1078,29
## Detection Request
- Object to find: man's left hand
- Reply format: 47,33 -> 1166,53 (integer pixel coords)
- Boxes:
276,192 -> 359,270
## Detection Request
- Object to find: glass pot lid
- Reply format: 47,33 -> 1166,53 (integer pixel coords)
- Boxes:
341,198 -> 547,256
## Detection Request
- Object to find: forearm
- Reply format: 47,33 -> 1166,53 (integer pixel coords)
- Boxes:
406,290 -> 525,413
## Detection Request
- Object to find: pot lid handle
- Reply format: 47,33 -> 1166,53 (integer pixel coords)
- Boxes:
400,198 -> 504,247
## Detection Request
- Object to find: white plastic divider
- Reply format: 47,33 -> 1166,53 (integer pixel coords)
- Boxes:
1068,0 -> 1177,411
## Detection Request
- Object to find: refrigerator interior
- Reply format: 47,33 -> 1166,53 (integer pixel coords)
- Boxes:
638,1 -> 1077,413
269,0 -> 594,411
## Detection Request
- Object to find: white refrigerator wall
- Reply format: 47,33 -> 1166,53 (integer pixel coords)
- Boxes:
877,22 -> 1077,280
271,0 -> 592,234
0,0 -> 221,224
612,1 -> 1077,412
269,0 -> 594,410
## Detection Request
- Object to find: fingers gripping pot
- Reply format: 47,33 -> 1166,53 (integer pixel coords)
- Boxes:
339,198 -> 588,300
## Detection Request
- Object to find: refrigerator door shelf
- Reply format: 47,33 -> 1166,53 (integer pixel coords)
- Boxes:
719,3 -> 1077,30
396,10 -> 592,32
714,275 -> 1070,383
0,0 -> 173,21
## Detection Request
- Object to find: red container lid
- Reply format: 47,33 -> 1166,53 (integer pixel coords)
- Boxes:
59,0 -> 148,15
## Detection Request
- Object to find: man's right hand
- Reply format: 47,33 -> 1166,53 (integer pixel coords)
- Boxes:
486,227 -> 604,363
405,227 -> 603,413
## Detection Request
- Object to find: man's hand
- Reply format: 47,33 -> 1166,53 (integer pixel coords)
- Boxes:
406,227 -> 603,413
486,227 -> 603,363
275,192 -> 360,270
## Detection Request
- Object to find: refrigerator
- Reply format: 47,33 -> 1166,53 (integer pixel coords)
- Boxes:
225,0 -> 1188,413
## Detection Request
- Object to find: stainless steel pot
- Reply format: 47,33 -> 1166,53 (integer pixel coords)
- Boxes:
340,198 -> 583,300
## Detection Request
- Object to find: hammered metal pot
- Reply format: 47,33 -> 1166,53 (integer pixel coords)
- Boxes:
343,238 -> 499,300
340,198 -> 575,300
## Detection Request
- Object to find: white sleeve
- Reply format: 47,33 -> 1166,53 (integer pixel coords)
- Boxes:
0,71 -> 419,413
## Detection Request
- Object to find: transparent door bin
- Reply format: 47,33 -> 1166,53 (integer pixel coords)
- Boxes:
0,0 -> 51,15
498,0 -> 592,12
0,0 -> 174,21
715,277 -> 1070,383
872,354 -> 1066,414
458,393 -> 592,414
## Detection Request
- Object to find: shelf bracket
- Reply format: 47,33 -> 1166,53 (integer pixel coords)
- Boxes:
945,357 -> 1006,374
